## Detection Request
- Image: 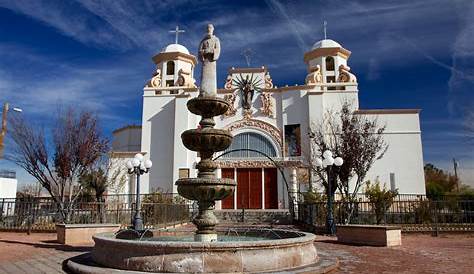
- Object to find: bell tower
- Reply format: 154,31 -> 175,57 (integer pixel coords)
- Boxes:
303,39 -> 356,86
145,43 -> 197,92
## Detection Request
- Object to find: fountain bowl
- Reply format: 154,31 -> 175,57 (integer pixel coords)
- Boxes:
181,128 -> 233,153
186,96 -> 230,117
89,229 -> 318,273
175,177 -> 235,201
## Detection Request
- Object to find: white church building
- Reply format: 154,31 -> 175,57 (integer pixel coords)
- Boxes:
112,38 -> 425,209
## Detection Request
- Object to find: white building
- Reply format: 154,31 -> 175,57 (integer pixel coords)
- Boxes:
0,170 -> 17,215
114,38 -> 426,209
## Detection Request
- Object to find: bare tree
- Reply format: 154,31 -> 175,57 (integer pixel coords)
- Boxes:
309,101 -> 387,223
8,108 -> 108,223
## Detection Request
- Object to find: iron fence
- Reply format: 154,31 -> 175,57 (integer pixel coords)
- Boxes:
296,191 -> 473,203
297,200 -> 474,232
0,196 -> 191,232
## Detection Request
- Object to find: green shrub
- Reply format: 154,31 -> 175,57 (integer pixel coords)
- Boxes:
302,191 -> 325,204
364,179 -> 398,224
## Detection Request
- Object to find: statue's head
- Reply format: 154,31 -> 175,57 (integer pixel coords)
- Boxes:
207,24 -> 214,35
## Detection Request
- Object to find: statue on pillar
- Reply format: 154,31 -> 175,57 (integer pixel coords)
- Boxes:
198,24 -> 221,97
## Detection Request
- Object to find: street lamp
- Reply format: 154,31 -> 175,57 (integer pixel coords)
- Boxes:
126,153 -> 152,231
315,150 -> 343,235
1,102 -> 23,159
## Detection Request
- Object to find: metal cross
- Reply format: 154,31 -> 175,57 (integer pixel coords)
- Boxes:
323,21 -> 327,39
241,48 -> 254,67
169,25 -> 185,44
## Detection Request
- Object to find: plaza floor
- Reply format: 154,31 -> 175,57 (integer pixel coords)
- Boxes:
0,231 -> 472,273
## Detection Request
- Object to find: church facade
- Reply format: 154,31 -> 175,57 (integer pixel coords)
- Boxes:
118,38 -> 425,209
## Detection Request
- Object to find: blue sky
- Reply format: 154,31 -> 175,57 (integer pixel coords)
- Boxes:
0,0 -> 473,187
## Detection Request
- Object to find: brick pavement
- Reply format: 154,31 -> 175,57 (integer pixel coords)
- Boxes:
0,231 -> 473,273
0,232 -> 91,274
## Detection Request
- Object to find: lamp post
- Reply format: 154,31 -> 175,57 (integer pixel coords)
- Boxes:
1,102 -> 23,159
126,153 -> 152,231
315,150 -> 343,235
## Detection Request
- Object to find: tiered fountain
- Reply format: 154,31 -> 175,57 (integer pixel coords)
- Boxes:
66,24 -> 334,274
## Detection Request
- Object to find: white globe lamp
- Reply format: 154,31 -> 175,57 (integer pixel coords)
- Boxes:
144,159 -> 153,169
132,158 -> 141,167
323,156 -> 334,166
334,157 -> 344,166
323,150 -> 333,159
134,153 -> 144,162
126,160 -> 134,169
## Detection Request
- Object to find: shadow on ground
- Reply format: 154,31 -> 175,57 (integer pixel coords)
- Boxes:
0,239 -> 92,252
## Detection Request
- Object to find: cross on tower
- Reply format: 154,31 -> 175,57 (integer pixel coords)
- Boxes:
169,25 -> 185,44
323,21 -> 327,39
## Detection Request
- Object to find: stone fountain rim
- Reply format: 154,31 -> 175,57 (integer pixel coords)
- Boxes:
93,229 -> 316,249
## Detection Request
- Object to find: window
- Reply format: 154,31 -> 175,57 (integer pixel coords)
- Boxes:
325,56 -> 335,71
222,132 -> 276,158
166,80 -> 174,87
326,76 -> 336,90
179,168 -> 190,179
284,124 -> 301,156
166,61 -> 175,75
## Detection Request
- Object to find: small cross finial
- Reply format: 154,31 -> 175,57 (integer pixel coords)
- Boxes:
169,25 -> 185,44
241,48 -> 254,67
323,21 -> 327,39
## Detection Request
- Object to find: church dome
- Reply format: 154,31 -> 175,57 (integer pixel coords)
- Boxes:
311,39 -> 342,50
161,43 -> 190,54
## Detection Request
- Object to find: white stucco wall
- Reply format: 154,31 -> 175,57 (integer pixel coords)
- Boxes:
0,177 -> 17,198
361,112 -> 425,194
141,95 -> 177,193
112,127 -> 142,152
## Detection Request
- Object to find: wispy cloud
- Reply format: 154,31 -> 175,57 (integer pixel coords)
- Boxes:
0,42 -> 146,128
447,1 -> 474,116
0,0 -> 134,50
264,0 -> 309,53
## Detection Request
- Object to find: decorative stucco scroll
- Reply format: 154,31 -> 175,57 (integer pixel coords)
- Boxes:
225,118 -> 282,149
223,93 -> 237,117
264,72 -> 273,89
242,109 -> 252,120
224,74 -> 233,90
176,68 -> 196,88
337,64 -> 357,83
305,65 -> 322,85
259,92 -> 274,118
216,159 -> 305,168
145,68 -> 162,88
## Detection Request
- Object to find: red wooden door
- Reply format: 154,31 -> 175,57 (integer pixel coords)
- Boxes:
221,168 -> 234,209
249,168 -> 262,209
264,168 -> 278,209
237,168 -> 262,209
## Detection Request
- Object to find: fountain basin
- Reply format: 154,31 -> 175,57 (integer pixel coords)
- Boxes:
91,229 -> 318,273
186,96 -> 230,117
176,177 -> 235,201
181,128 -> 233,153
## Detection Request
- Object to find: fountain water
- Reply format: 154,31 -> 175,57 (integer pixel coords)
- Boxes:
66,24 -> 337,274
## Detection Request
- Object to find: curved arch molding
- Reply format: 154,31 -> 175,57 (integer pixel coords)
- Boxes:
224,119 -> 283,150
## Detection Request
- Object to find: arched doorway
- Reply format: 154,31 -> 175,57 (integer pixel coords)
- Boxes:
219,132 -> 279,209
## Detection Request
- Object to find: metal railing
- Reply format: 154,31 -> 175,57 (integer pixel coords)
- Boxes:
0,196 -> 191,232
296,191 -> 474,203
297,200 -> 474,233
